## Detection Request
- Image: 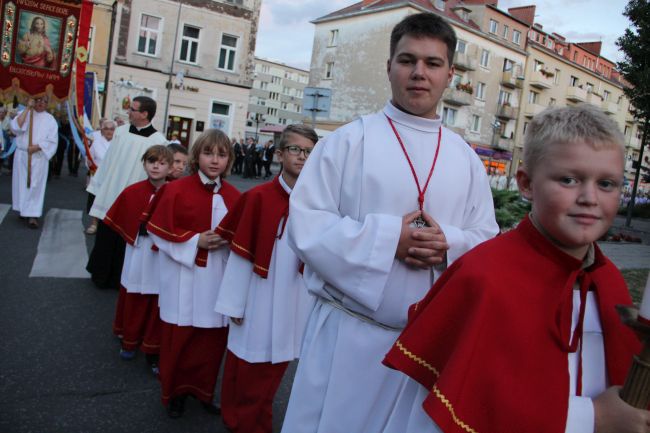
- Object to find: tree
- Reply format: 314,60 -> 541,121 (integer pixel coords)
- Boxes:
617,0 -> 650,226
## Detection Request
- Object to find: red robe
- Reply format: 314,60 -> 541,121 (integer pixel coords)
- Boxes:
215,175 -> 289,278
104,180 -> 161,353
146,173 -> 240,266
383,215 -> 640,433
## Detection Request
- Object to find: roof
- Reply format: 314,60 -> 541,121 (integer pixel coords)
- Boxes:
312,0 -> 481,31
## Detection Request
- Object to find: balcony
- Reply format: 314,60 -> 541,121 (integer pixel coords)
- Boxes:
566,86 -> 587,102
496,104 -> 519,120
528,70 -> 553,90
626,135 -> 641,150
501,70 -> 523,89
585,92 -> 602,108
443,88 -> 472,106
495,137 -> 515,152
524,103 -> 546,118
602,101 -> 619,115
626,109 -> 637,123
453,50 -> 477,71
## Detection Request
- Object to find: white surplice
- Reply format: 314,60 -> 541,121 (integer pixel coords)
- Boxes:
87,124 -> 166,219
88,133 -> 111,168
215,177 -> 315,364
149,184 -> 230,329
281,102 -> 499,433
121,234 -> 160,295
10,110 -> 58,218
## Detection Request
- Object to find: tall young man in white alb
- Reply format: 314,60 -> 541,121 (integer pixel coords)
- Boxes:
281,13 -> 499,433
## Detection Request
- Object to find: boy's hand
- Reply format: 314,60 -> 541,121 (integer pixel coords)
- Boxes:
27,144 -> 40,155
396,211 -> 449,269
198,231 -> 228,250
593,386 -> 650,433
231,317 -> 243,325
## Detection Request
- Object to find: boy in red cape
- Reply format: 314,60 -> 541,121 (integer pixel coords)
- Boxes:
146,129 -> 240,418
214,125 -> 318,433
106,145 -> 173,375
383,105 -> 649,433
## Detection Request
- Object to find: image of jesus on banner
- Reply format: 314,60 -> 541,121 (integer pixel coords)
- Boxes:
16,12 -> 61,70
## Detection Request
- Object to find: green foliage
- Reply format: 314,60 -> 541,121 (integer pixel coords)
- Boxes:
492,189 -> 531,231
619,202 -> 650,218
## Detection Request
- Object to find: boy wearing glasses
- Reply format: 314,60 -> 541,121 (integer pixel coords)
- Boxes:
215,124 -> 318,433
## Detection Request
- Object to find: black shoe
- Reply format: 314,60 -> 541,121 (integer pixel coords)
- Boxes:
201,401 -> 221,415
167,396 -> 186,418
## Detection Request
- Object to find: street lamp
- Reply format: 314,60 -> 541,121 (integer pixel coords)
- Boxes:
254,113 -> 265,141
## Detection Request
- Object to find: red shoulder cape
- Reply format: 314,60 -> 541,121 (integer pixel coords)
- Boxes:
215,176 -> 289,278
383,215 -> 640,433
104,180 -> 155,245
146,174 -> 240,267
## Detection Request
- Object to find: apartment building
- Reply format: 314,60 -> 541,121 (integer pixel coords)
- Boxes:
246,57 -> 309,143
308,0 -> 527,173
509,5 -> 641,179
105,0 -> 261,147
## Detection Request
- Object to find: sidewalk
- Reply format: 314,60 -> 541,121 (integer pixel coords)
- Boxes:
599,215 -> 650,269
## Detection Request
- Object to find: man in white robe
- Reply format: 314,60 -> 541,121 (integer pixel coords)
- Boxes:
281,13 -> 499,433
86,96 -> 167,288
10,96 -> 58,228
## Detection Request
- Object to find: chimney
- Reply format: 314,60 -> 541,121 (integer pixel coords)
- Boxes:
508,5 -> 536,25
577,41 -> 602,56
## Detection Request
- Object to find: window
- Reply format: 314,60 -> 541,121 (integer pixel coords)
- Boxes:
179,25 -> 200,63
523,122 -> 529,134
570,75 -> 579,87
470,115 -> 481,133
546,39 -> 553,49
603,90 -> 611,101
624,125 -> 630,136
267,107 -> 277,116
554,69 -> 560,85
549,98 -> 556,106
480,49 -> 490,68
533,60 -> 544,72
271,76 -> 282,84
218,34 -> 238,71
269,92 -> 279,100
433,0 -> 445,11
512,30 -> 521,45
502,25 -> 509,39
137,14 -> 161,56
528,91 -> 539,104
325,62 -> 334,79
279,118 -> 287,125
88,25 -> 95,63
281,102 -> 288,110
476,82 -> 486,100
573,51 -> 578,61
209,101 -> 232,134
498,90 -> 512,105
329,29 -> 339,46
586,82 -> 594,93
442,107 -> 457,126
456,39 -> 467,54
503,58 -> 514,72
452,73 -> 462,87
489,19 -> 498,34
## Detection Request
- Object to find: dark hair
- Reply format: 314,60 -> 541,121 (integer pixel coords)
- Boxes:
30,16 -> 46,34
133,96 -> 156,121
168,143 -> 188,155
188,129 -> 234,177
278,124 -> 319,150
389,13 -> 457,66
141,144 -> 174,165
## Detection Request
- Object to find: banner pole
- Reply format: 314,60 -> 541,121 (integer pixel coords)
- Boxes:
27,107 -> 33,189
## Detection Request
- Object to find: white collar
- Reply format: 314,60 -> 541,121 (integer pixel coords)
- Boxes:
278,173 -> 293,194
383,101 -> 442,133
198,170 -> 221,189
135,122 -> 152,131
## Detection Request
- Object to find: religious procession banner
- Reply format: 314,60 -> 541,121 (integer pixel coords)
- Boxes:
0,0 -> 89,104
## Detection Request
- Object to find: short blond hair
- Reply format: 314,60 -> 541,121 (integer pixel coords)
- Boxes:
523,104 -> 624,175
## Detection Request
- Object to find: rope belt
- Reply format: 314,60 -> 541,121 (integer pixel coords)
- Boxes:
319,295 -> 403,332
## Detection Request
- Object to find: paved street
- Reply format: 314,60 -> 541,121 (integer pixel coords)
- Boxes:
0,164 -> 649,433
0,166 -> 295,433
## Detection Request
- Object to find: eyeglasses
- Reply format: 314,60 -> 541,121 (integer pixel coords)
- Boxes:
284,145 -> 313,157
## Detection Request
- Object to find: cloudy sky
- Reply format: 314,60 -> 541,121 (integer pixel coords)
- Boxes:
254,0 -> 632,70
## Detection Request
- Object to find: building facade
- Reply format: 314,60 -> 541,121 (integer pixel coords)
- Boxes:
104,0 -> 261,147
308,0 -> 642,180
246,57 -> 309,143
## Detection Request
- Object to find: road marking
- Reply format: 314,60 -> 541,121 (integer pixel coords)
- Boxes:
0,203 -> 9,225
29,208 -> 91,278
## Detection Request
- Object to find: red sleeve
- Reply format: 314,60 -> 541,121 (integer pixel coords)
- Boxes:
146,184 -> 198,243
